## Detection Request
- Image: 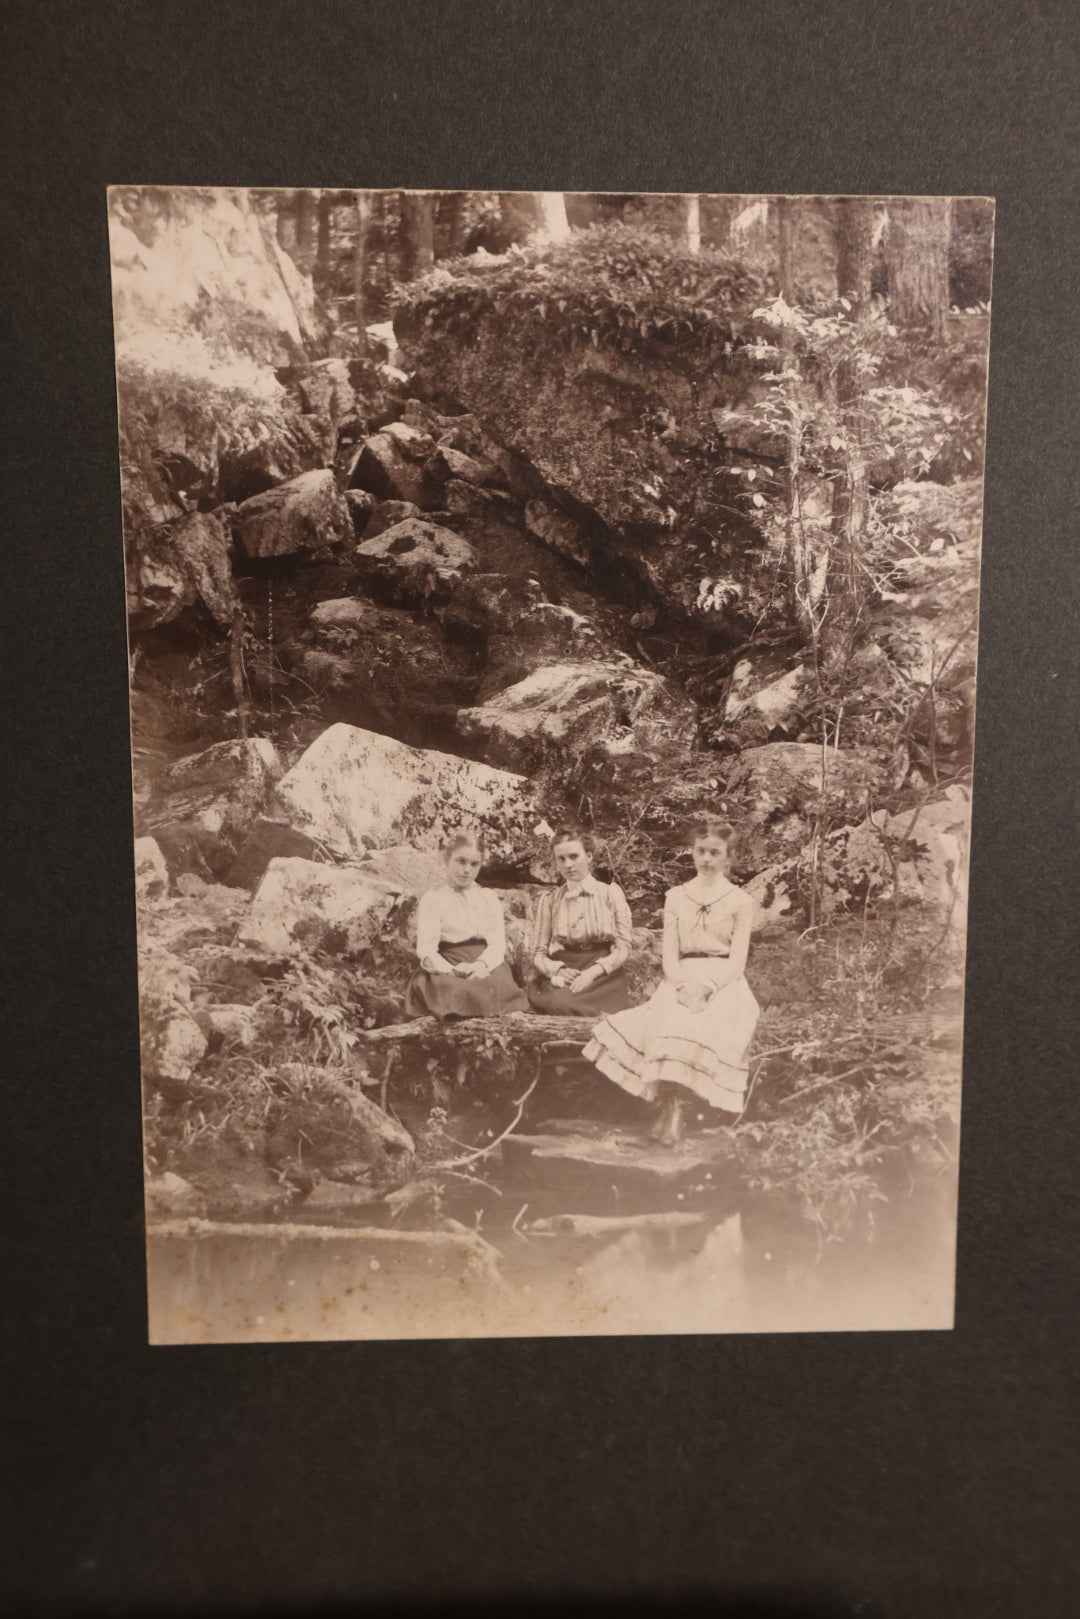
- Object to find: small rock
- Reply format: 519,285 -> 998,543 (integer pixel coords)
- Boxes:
134,836 -> 170,902
441,479 -> 513,525
146,1171 -> 203,1216
139,945 -> 208,1084
355,517 -> 478,607
344,488 -> 374,535
234,469 -> 353,560
347,423 -> 442,507
310,597 -> 370,631
294,357 -> 356,426
441,573 -> 546,638
524,500 -> 592,568
224,818 -> 318,891
207,1003 -> 259,1048
298,647 -> 356,688
433,444 -> 498,486
363,498 -> 422,540
724,664 -> 809,745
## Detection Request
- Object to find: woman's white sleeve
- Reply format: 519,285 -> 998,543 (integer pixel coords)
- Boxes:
478,892 -> 507,970
416,891 -> 450,971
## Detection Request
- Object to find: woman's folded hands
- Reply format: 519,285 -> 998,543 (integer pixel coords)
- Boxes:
675,980 -> 714,1014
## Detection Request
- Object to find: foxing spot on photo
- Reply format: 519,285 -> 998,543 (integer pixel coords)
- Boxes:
109,187 -> 993,1342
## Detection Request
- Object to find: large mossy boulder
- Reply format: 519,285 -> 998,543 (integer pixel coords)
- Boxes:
393,227 -> 775,628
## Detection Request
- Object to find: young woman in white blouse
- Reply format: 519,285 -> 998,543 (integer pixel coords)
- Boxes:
583,817 -> 760,1144
404,831 -> 528,1019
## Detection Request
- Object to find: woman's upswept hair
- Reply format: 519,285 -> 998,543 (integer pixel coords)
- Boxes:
687,816 -> 737,848
442,829 -> 485,859
550,825 -> 594,856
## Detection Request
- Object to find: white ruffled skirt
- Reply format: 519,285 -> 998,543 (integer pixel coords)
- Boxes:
582,957 -> 760,1114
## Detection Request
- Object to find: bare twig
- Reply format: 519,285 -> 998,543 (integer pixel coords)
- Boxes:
431,1066 -> 542,1171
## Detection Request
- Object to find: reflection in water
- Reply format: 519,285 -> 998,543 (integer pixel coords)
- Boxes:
147,1176 -> 955,1343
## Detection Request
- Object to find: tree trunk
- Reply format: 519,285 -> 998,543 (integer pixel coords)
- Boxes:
400,190 -> 436,280
685,194 -> 701,255
293,188 -> 317,277
703,195 -> 738,253
230,608 -> 250,740
353,191 -> 370,353
315,189 -> 334,297
828,197 -> 876,673
275,191 -> 299,258
728,195 -> 772,264
834,195 -> 875,312
776,195 -> 797,302
886,197 -> 951,336
436,191 -> 468,259
537,192 -> 570,242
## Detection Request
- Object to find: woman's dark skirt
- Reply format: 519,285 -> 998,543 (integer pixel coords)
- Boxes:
405,940 -> 528,1020
526,944 -> 632,1017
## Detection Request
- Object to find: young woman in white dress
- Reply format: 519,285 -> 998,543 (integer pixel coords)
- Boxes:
405,831 -> 528,1019
582,818 -> 760,1144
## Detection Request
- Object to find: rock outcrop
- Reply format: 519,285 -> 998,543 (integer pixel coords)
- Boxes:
239,857 -> 398,956
273,722 -> 540,864
266,1076 -> 415,1187
129,508 -> 239,632
724,742 -> 887,867
457,659 -> 698,774
138,945 -> 207,1085
142,738 -> 283,880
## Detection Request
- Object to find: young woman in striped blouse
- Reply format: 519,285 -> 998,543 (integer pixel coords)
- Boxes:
526,827 -> 634,1017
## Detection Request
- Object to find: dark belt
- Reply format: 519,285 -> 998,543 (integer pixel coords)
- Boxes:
551,938 -> 614,953
443,937 -> 486,947
680,951 -> 729,959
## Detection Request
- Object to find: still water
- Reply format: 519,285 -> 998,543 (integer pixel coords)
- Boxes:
146,1124 -> 957,1342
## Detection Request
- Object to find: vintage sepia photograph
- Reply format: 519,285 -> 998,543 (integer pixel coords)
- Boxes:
110,186 -> 994,1343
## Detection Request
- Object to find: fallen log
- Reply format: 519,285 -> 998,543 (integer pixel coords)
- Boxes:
525,1211 -> 708,1237
356,1011 -> 593,1049
146,1216 -> 504,1278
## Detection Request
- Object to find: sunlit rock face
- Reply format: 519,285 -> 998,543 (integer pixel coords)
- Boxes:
109,185 -> 325,367
457,659 -> 698,774
273,722 -> 541,865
